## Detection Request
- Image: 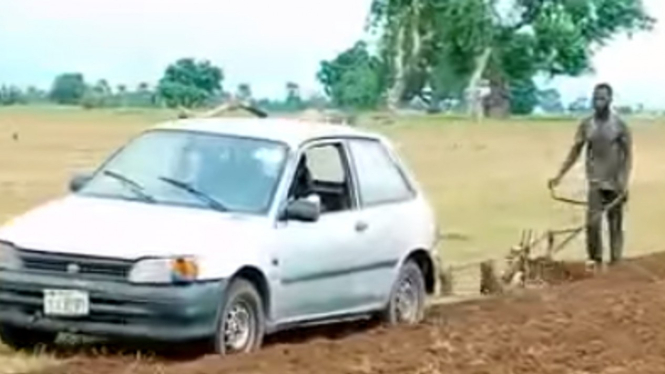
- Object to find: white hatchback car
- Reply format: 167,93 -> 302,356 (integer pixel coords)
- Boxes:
0,117 -> 439,354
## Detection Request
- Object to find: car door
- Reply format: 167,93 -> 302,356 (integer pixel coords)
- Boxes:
344,137 -> 421,305
272,139 -> 368,322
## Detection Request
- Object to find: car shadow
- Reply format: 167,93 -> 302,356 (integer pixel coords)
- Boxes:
27,317 -> 383,362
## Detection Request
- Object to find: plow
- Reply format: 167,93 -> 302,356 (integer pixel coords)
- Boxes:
434,186 -> 627,301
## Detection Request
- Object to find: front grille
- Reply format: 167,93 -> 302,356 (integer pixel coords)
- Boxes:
17,249 -> 132,282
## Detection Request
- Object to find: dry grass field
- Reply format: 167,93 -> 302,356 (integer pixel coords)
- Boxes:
0,106 -> 664,373
3,106 -> 663,262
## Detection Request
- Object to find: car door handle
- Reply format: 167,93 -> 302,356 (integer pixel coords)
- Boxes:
355,221 -> 368,232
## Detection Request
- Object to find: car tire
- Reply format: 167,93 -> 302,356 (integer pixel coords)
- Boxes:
0,325 -> 57,352
380,260 -> 426,325
213,278 -> 265,355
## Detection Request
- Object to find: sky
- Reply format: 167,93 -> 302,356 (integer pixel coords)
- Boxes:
0,0 -> 663,109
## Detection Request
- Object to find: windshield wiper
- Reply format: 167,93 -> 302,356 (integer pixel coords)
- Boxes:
102,170 -> 156,203
158,176 -> 228,212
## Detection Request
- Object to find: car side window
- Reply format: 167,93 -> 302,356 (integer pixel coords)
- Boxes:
306,144 -> 345,184
287,142 -> 355,214
348,138 -> 414,207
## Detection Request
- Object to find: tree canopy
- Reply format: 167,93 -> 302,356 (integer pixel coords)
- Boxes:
316,41 -> 387,110
340,0 -> 656,115
4,2 -> 657,116
156,58 -> 224,108
49,73 -> 87,105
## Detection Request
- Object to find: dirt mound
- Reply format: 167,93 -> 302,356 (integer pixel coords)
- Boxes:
49,253 -> 665,374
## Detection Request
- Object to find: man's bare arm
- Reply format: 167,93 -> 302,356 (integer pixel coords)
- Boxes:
554,121 -> 586,181
619,119 -> 633,191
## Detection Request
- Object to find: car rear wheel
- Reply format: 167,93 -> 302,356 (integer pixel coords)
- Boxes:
213,278 -> 265,355
0,325 -> 57,352
381,260 -> 426,325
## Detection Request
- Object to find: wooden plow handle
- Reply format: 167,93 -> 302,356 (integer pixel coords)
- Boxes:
177,99 -> 269,119
548,186 -> 587,206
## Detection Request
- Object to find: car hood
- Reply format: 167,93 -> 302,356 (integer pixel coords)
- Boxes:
0,195 -> 272,261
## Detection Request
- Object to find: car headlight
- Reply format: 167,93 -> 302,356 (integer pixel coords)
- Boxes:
128,256 -> 199,284
0,241 -> 22,270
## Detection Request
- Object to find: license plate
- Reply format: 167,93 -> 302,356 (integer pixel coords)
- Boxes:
43,289 -> 90,316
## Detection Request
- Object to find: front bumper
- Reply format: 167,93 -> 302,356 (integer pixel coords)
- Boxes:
0,270 -> 225,342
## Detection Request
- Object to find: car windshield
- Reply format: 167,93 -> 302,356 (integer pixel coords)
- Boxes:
78,129 -> 289,214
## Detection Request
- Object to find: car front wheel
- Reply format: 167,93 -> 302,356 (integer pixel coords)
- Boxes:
0,325 -> 57,352
381,260 -> 426,325
213,278 -> 265,355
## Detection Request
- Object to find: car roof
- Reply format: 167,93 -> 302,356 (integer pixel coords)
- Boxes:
151,117 -> 383,148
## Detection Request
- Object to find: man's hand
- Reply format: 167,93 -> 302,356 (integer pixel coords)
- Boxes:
621,190 -> 629,204
548,175 -> 562,190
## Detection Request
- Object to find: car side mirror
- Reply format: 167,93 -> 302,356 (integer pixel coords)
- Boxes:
283,195 -> 321,222
69,172 -> 92,193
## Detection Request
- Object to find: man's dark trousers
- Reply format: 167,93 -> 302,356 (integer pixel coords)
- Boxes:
586,187 -> 625,264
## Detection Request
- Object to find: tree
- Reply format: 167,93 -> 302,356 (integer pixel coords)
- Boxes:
133,82 -> 154,107
285,82 -> 304,111
80,87 -> 104,109
509,79 -> 538,115
537,88 -> 564,113
94,79 -> 111,96
236,83 -> 252,102
368,0 -> 655,116
568,96 -> 590,113
316,41 -> 387,109
80,79 -> 112,109
24,86 -> 47,104
0,86 -> 24,105
49,73 -> 86,105
138,82 -> 149,92
367,0 -> 494,110
157,58 -> 224,108
79,79 -> 113,109
304,92 -> 330,110
114,84 -> 128,107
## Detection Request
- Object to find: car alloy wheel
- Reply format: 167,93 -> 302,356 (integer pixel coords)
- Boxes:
382,260 -> 426,325
223,300 -> 254,352
394,276 -> 419,322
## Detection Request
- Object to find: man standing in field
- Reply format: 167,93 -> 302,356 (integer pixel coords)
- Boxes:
548,83 -> 632,270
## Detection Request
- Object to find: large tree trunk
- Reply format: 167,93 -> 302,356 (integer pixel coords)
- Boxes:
387,0 -> 424,112
483,77 -> 511,118
465,47 -> 492,120
387,23 -> 406,112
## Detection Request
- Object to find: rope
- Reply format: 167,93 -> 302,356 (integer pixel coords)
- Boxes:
438,186 -> 628,275
434,186 -> 645,300
546,186 -> 627,256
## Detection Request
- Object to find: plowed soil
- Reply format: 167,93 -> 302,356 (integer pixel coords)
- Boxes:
46,252 -> 665,374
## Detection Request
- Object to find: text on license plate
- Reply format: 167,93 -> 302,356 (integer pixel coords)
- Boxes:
43,289 -> 90,316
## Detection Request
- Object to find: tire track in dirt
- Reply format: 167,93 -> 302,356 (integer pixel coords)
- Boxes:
45,252 -> 665,374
